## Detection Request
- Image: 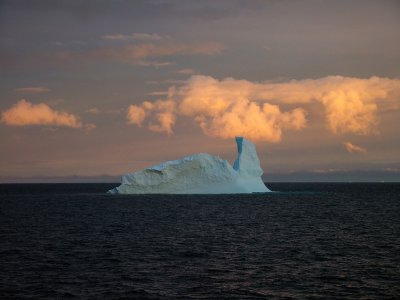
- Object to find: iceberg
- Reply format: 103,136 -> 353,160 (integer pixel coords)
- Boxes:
108,137 -> 271,194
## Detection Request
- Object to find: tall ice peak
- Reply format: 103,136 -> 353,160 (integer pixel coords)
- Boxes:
233,136 -> 264,178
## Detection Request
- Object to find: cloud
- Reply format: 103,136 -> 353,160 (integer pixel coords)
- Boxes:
343,142 -> 367,154
1,40 -> 223,69
113,42 -> 221,59
127,105 -> 147,127
57,41 -> 223,67
242,75 -> 400,135
86,107 -> 100,114
85,107 -> 122,115
142,61 -> 173,68
103,33 -> 164,41
14,87 -> 50,93
147,91 -> 169,96
127,99 -> 176,135
126,75 -> 400,142
1,99 -> 84,129
176,68 -> 195,75
176,77 -> 307,141
127,77 -> 306,142
84,123 -> 97,133
146,79 -> 186,85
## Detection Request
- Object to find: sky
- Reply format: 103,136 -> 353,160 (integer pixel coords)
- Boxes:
1,0 -> 400,182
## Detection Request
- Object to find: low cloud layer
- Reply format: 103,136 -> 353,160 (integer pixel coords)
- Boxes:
57,41 -> 223,67
103,33 -> 164,41
343,142 -> 367,154
1,41 -> 223,69
127,75 -> 400,142
1,99 -> 83,128
176,68 -> 195,75
14,87 -> 50,94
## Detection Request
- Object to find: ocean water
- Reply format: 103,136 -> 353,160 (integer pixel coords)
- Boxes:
0,183 -> 399,299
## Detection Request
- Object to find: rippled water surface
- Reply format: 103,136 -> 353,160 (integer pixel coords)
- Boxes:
1,183 -> 399,299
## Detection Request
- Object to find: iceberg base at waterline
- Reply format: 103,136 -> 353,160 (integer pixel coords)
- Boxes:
108,137 -> 271,194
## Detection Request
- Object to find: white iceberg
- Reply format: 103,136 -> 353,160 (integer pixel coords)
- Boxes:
108,137 -> 271,194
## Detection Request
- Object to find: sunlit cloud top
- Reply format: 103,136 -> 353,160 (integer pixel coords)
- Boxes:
127,75 -> 400,141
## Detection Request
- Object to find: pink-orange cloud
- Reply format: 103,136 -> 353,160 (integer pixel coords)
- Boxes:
127,105 -> 147,127
127,99 -> 176,134
262,76 -> 399,135
343,142 -> 367,154
1,99 -> 82,128
127,75 -> 400,142
180,75 -> 400,135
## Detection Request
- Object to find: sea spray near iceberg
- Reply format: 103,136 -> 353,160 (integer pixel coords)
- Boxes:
108,137 -> 271,194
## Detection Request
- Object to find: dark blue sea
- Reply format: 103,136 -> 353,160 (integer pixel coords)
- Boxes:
0,183 -> 399,299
